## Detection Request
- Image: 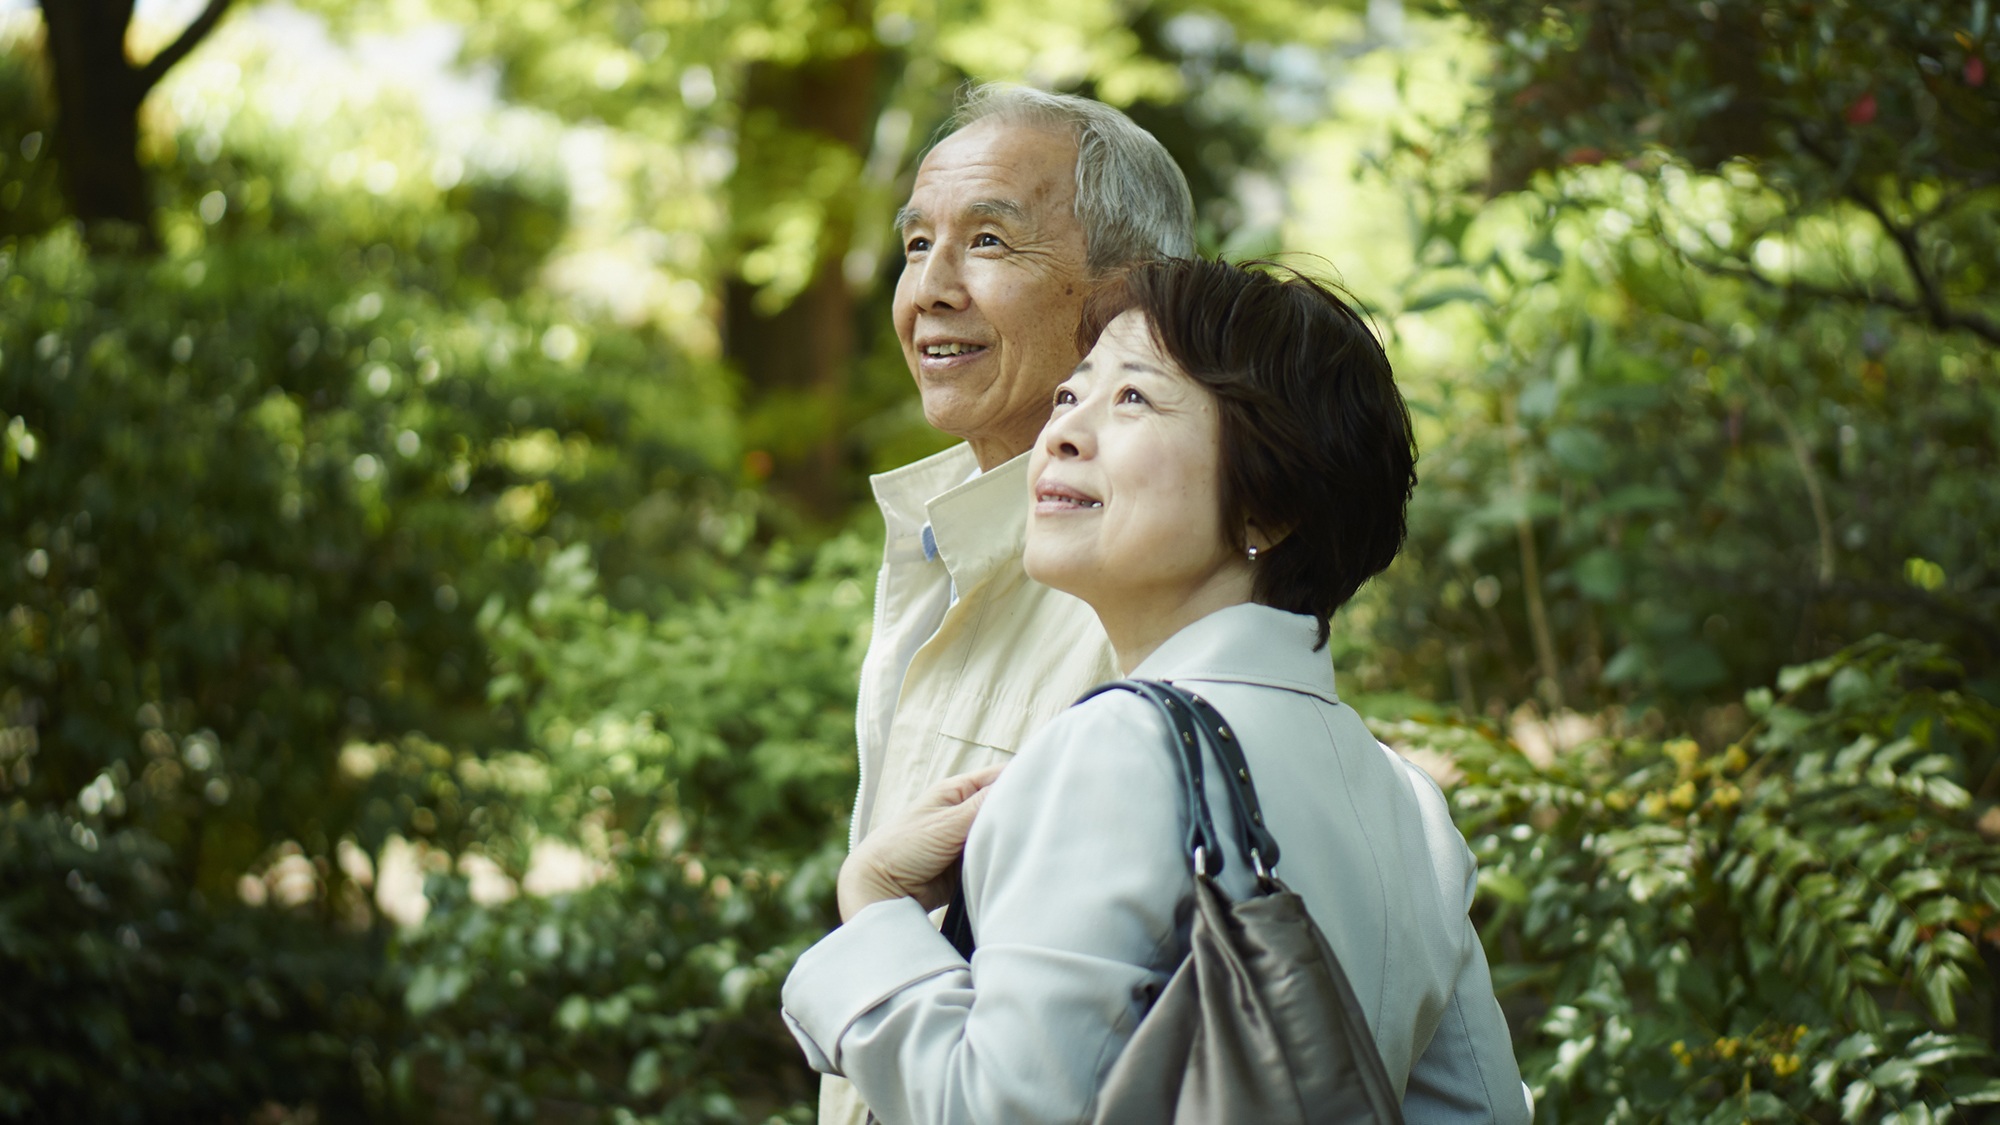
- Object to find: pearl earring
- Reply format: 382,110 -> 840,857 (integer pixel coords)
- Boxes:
1245,544 -> 1260,562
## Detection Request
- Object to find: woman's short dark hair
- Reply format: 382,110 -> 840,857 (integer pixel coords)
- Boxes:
1077,257 -> 1417,646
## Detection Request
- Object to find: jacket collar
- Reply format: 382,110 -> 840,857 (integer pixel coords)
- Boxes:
869,443 -> 1030,589
870,443 -> 981,538
1130,602 -> 1339,706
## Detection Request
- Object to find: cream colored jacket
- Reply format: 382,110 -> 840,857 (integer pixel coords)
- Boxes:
821,443 -> 1119,1125
788,604 -> 1528,1124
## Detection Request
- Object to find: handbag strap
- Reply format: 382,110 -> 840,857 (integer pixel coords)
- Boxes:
937,677 -> 1280,959
1077,680 -> 1283,878
1180,687 -> 1283,877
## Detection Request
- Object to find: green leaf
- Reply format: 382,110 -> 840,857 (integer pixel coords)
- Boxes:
1841,1079 -> 1877,1123
627,1048 -> 663,1097
1919,961 -> 1965,1027
1950,1076 -> 2000,1105
1740,1091 -> 1787,1120
1479,868 -> 1530,905
1870,1058 -> 1921,1093
1402,285 -> 1491,313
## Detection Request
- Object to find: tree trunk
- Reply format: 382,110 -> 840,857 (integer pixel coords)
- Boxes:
722,11 -> 879,517
37,0 -> 233,252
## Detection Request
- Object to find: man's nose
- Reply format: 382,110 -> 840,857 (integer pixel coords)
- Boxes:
909,246 -> 969,311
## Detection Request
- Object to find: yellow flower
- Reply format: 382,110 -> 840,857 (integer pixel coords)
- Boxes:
1710,781 -> 1742,810
1605,789 -> 1633,812
1771,1053 -> 1801,1077
1670,1040 -> 1692,1067
1640,791 -> 1669,818
1715,1036 -> 1741,1059
1665,739 -> 1701,774
1721,745 -> 1749,772
1668,780 -> 1698,810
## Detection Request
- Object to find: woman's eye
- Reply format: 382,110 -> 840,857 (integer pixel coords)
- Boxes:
973,233 -> 1003,248
1118,386 -> 1147,405
1052,388 -> 1077,406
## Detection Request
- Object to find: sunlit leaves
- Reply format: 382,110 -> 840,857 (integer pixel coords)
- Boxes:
1425,637 -> 2000,1120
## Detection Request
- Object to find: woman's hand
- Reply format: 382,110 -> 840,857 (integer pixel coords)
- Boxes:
837,765 -> 1005,923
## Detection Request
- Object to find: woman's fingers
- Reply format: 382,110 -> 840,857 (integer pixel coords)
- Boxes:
835,765 -> 1005,922
914,764 -> 1006,811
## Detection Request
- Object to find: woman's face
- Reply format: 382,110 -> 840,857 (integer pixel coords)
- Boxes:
1024,310 -> 1252,641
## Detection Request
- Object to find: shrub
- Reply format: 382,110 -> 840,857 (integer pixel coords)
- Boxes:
1393,637 -> 2000,1121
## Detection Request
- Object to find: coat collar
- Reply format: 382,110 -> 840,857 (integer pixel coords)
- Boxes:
869,443 -> 1030,590
1129,602 -> 1339,706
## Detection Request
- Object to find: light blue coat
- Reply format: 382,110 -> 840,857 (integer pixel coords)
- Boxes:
783,603 -> 1530,1124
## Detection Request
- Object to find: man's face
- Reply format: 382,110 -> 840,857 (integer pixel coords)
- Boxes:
893,119 -> 1091,469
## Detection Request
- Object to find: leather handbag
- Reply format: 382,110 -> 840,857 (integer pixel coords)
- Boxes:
944,679 -> 1404,1124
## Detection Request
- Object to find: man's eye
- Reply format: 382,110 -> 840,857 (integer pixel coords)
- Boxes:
973,233 -> 1003,248
906,236 -> 931,254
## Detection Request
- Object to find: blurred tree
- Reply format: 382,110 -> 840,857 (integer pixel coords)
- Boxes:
37,0 -> 235,250
1462,0 -> 1999,345
0,30 -> 746,1116
1357,0 -> 1999,721
364,0 -> 1332,514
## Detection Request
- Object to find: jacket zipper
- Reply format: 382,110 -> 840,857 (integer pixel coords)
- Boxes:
849,558 -> 892,852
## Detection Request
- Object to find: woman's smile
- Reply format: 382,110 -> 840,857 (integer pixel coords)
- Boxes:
1032,478 -> 1103,512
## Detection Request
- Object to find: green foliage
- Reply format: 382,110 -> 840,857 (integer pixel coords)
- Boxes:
0,29 -> 753,1118
1396,637 -> 2000,1120
0,809 -> 396,1120
383,538 -> 871,1123
1354,0 -> 1999,717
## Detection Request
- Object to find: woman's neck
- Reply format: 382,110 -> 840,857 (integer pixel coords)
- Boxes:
1095,572 -> 1256,674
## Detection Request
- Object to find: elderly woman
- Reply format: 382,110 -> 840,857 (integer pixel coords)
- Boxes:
782,258 -> 1528,1123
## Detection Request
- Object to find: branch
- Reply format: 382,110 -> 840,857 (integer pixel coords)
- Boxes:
1686,254 -> 2000,346
134,0 -> 233,96
1916,175 -> 2000,225
1787,128 -> 2000,345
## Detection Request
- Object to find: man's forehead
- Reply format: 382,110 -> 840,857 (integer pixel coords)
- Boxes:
897,121 -> 1078,227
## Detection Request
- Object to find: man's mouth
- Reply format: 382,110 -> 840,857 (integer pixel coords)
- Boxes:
919,340 -> 989,362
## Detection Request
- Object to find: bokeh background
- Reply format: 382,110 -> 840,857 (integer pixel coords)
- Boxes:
3,0 -> 1998,1121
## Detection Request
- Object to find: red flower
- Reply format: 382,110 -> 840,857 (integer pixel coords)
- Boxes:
1967,57 -> 1987,87
1562,146 -> 1607,165
1845,92 -> 1878,125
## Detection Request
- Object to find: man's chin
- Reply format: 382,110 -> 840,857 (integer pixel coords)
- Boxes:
916,391 -> 985,440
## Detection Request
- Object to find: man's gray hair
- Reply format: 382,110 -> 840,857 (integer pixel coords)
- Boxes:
948,83 -> 1196,274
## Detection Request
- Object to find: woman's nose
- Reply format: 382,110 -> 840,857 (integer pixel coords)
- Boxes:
1040,406 -> 1090,460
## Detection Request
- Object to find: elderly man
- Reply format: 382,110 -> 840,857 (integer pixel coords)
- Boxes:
821,84 -> 1195,1125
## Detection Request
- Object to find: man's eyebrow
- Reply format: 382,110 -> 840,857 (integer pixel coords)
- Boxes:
968,198 -> 1028,223
896,199 -> 1029,231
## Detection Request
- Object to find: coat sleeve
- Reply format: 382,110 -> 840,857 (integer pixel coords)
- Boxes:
781,695 -> 1192,1125
1397,762 -> 1532,1125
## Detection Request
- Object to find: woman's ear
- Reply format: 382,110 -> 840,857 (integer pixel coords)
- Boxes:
1245,518 -> 1292,554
